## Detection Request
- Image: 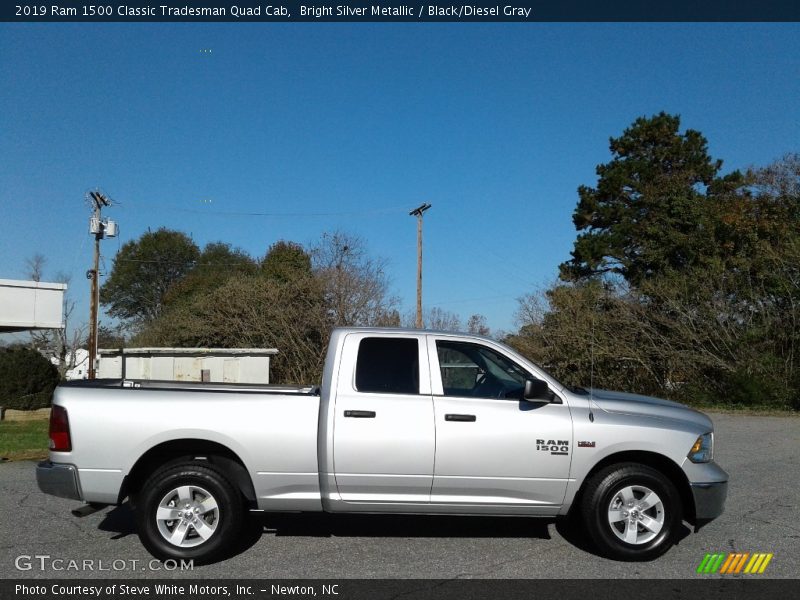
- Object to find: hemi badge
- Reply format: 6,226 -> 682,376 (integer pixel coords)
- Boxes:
578,441 -> 596,448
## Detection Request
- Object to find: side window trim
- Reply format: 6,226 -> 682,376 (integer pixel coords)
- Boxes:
426,335 -> 445,396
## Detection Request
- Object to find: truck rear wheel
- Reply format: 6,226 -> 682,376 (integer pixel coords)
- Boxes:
581,462 -> 682,561
135,461 -> 244,563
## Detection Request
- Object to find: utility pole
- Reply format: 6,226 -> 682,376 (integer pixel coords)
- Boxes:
409,203 -> 432,329
85,191 -> 116,379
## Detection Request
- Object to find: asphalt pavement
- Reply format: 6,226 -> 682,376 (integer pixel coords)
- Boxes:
1,412 -> 798,579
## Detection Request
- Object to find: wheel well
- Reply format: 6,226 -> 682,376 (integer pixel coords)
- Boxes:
573,451 -> 696,523
120,439 -> 257,509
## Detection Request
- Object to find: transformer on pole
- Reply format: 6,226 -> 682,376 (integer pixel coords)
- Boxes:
85,190 -> 116,379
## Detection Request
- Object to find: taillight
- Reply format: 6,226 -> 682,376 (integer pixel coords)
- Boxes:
49,405 -> 72,452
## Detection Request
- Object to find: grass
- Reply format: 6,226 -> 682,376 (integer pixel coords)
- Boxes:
0,418 -> 49,461
685,401 -> 799,417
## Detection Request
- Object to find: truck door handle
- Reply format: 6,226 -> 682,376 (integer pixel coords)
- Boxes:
344,410 -> 376,418
445,414 -> 476,422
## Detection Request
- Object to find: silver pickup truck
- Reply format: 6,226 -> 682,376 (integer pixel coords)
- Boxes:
37,327 -> 727,563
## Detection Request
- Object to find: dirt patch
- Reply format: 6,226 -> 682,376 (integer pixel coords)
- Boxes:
2,408 -> 50,422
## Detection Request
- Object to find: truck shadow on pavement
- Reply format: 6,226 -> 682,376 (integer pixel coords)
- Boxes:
98,502 -> 665,561
240,512 -> 563,560
99,503 -> 555,541
97,503 -> 138,540
97,502 -> 691,562
256,512 -> 553,538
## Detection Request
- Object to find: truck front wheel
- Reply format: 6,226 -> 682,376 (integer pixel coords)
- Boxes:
581,462 -> 682,561
135,461 -> 244,563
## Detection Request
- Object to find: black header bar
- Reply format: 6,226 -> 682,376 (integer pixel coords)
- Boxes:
3,1 -> 800,22
4,579 -> 800,600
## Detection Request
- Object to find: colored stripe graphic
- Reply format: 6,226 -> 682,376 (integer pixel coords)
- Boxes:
696,554 -> 712,573
719,553 -> 736,573
699,553 -> 725,573
734,553 -> 749,573
697,552 -> 773,575
745,554 -> 761,573
710,553 -> 726,573
758,554 -> 773,573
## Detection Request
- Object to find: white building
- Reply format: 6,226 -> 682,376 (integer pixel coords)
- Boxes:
50,349 -> 90,381
97,347 -> 278,384
0,279 -> 66,332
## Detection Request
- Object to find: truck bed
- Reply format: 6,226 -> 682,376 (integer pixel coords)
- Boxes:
50,380 -> 323,510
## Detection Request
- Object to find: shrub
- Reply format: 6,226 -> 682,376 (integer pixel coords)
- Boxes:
0,346 -> 60,410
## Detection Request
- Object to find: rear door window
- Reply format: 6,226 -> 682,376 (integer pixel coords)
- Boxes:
355,337 -> 420,395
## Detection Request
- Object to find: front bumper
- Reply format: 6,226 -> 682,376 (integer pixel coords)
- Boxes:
36,461 -> 82,501
690,479 -> 728,522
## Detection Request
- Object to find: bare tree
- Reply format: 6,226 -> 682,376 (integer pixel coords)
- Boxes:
135,274 -> 330,384
750,152 -> 799,197
25,253 -> 47,282
403,307 -> 462,331
466,314 -> 491,336
311,231 -> 399,327
427,307 -> 462,331
30,272 -> 87,378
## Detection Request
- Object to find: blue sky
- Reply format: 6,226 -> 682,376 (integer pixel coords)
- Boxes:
1,23 -> 798,338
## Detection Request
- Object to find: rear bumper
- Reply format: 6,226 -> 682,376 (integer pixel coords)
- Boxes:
36,461 -> 82,501
690,479 -> 728,522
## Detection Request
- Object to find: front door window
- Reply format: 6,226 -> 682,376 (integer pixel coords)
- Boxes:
437,340 -> 529,400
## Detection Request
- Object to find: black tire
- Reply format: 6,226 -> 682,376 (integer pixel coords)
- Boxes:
581,462 -> 682,561
135,461 -> 244,564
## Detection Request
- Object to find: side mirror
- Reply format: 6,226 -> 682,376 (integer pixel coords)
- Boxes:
524,378 -> 552,402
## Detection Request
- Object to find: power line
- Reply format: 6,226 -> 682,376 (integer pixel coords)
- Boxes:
427,293 -> 521,307
120,203 -> 410,219
112,258 -> 263,267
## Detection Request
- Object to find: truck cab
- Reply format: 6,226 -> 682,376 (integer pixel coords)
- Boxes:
323,329 -> 572,512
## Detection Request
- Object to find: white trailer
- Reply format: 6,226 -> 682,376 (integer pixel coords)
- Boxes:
97,347 -> 277,384
0,278 -> 67,332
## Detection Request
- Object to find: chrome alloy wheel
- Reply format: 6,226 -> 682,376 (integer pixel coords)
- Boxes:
155,485 -> 220,548
607,484 -> 665,545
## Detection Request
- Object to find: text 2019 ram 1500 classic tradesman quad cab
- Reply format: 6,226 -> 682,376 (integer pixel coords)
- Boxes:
37,327 -> 728,562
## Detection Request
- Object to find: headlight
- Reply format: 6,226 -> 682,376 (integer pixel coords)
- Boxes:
687,432 -> 713,463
